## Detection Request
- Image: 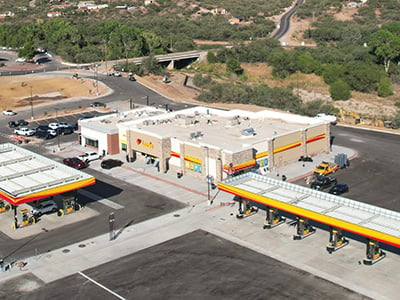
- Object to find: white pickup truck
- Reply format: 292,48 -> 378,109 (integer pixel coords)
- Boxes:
78,152 -> 101,162
314,113 -> 337,125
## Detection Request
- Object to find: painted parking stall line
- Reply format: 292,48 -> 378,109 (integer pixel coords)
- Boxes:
78,272 -> 126,300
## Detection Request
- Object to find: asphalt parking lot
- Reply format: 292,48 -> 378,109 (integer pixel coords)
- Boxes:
0,230 -> 368,300
2,110 -> 112,147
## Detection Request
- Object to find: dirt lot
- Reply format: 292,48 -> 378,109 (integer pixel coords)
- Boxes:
0,73 -> 108,111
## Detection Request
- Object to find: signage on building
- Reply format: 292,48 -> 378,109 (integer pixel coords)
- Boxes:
136,138 -> 154,149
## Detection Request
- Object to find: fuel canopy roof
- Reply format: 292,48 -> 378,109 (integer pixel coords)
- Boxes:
0,143 -> 95,205
218,172 -> 400,248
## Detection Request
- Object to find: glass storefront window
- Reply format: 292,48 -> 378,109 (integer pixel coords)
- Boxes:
85,138 -> 98,148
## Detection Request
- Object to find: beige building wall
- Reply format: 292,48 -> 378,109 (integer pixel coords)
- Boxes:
306,124 -> 330,156
271,132 -> 302,168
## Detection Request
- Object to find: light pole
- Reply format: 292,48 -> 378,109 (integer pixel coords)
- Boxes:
29,86 -> 34,120
205,146 -> 211,205
55,108 -> 60,150
93,64 -> 99,96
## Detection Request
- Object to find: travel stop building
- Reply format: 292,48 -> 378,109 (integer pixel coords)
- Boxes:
78,106 -> 331,183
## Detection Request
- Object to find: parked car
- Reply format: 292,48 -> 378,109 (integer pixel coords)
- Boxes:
8,121 -> 18,128
31,200 -> 58,217
48,122 -> 60,130
113,71 -> 121,77
56,126 -> 74,135
90,102 -> 105,107
57,122 -> 71,128
101,159 -> 123,169
36,129 -> 55,139
17,119 -> 29,126
14,127 -> 36,136
63,157 -> 89,169
36,125 -> 57,138
310,175 -> 337,190
329,183 -> 349,195
78,152 -> 101,162
3,110 -> 16,116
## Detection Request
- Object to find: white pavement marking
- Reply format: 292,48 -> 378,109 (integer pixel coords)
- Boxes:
78,189 -> 124,210
78,271 -> 126,300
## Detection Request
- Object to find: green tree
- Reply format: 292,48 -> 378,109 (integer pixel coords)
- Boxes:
369,29 -> 400,73
226,56 -> 243,75
377,76 -> 394,97
268,49 -> 297,78
18,40 -> 36,60
321,64 -> 345,84
329,79 -> 351,101
207,51 -> 217,63
141,54 -> 163,75
297,52 -> 320,74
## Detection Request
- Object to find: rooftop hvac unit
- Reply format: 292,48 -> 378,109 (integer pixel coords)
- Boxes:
175,114 -> 185,119
190,132 -> 197,139
143,120 -> 150,126
241,128 -> 256,136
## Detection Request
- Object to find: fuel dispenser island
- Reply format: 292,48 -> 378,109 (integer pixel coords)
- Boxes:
58,196 -> 82,217
292,216 -> 316,240
235,196 -> 258,219
363,239 -> 386,265
326,227 -> 349,253
12,208 -> 36,230
0,201 -> 11,214
263,206 -> 286,229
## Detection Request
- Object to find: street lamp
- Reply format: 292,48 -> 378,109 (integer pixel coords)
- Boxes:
205,146 -> 211,205
55,108 -> 60,150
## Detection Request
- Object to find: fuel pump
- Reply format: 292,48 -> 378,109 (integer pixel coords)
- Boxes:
363,239 -> 386,265
236,197 -> 258,219
326,227 -> 349,253
293,217 -> 316,240
263,207 -> 285,229
0,201 -> 11,213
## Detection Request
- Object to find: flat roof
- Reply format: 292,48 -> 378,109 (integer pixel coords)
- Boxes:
219,173 -> 400,247
120,106 -> 327,152
0,143 -> 95,205
79,107 -> 167,134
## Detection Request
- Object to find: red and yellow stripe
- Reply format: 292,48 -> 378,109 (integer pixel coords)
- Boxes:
1,177 -> 96,206
170,151 -> 180,158
218,182 -> 400,248
307,134 -> 326,143
184,155 -> 202,165
273,141 -> 301,154
255,151 -> 268,159
223,160 -> 256,172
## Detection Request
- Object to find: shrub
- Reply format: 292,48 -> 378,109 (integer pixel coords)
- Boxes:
329,79 -> 351,100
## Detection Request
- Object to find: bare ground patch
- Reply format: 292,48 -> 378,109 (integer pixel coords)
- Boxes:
0,74 -> 108,110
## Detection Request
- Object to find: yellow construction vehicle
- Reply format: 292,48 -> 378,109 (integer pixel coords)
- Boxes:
339,109 -> 361,125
